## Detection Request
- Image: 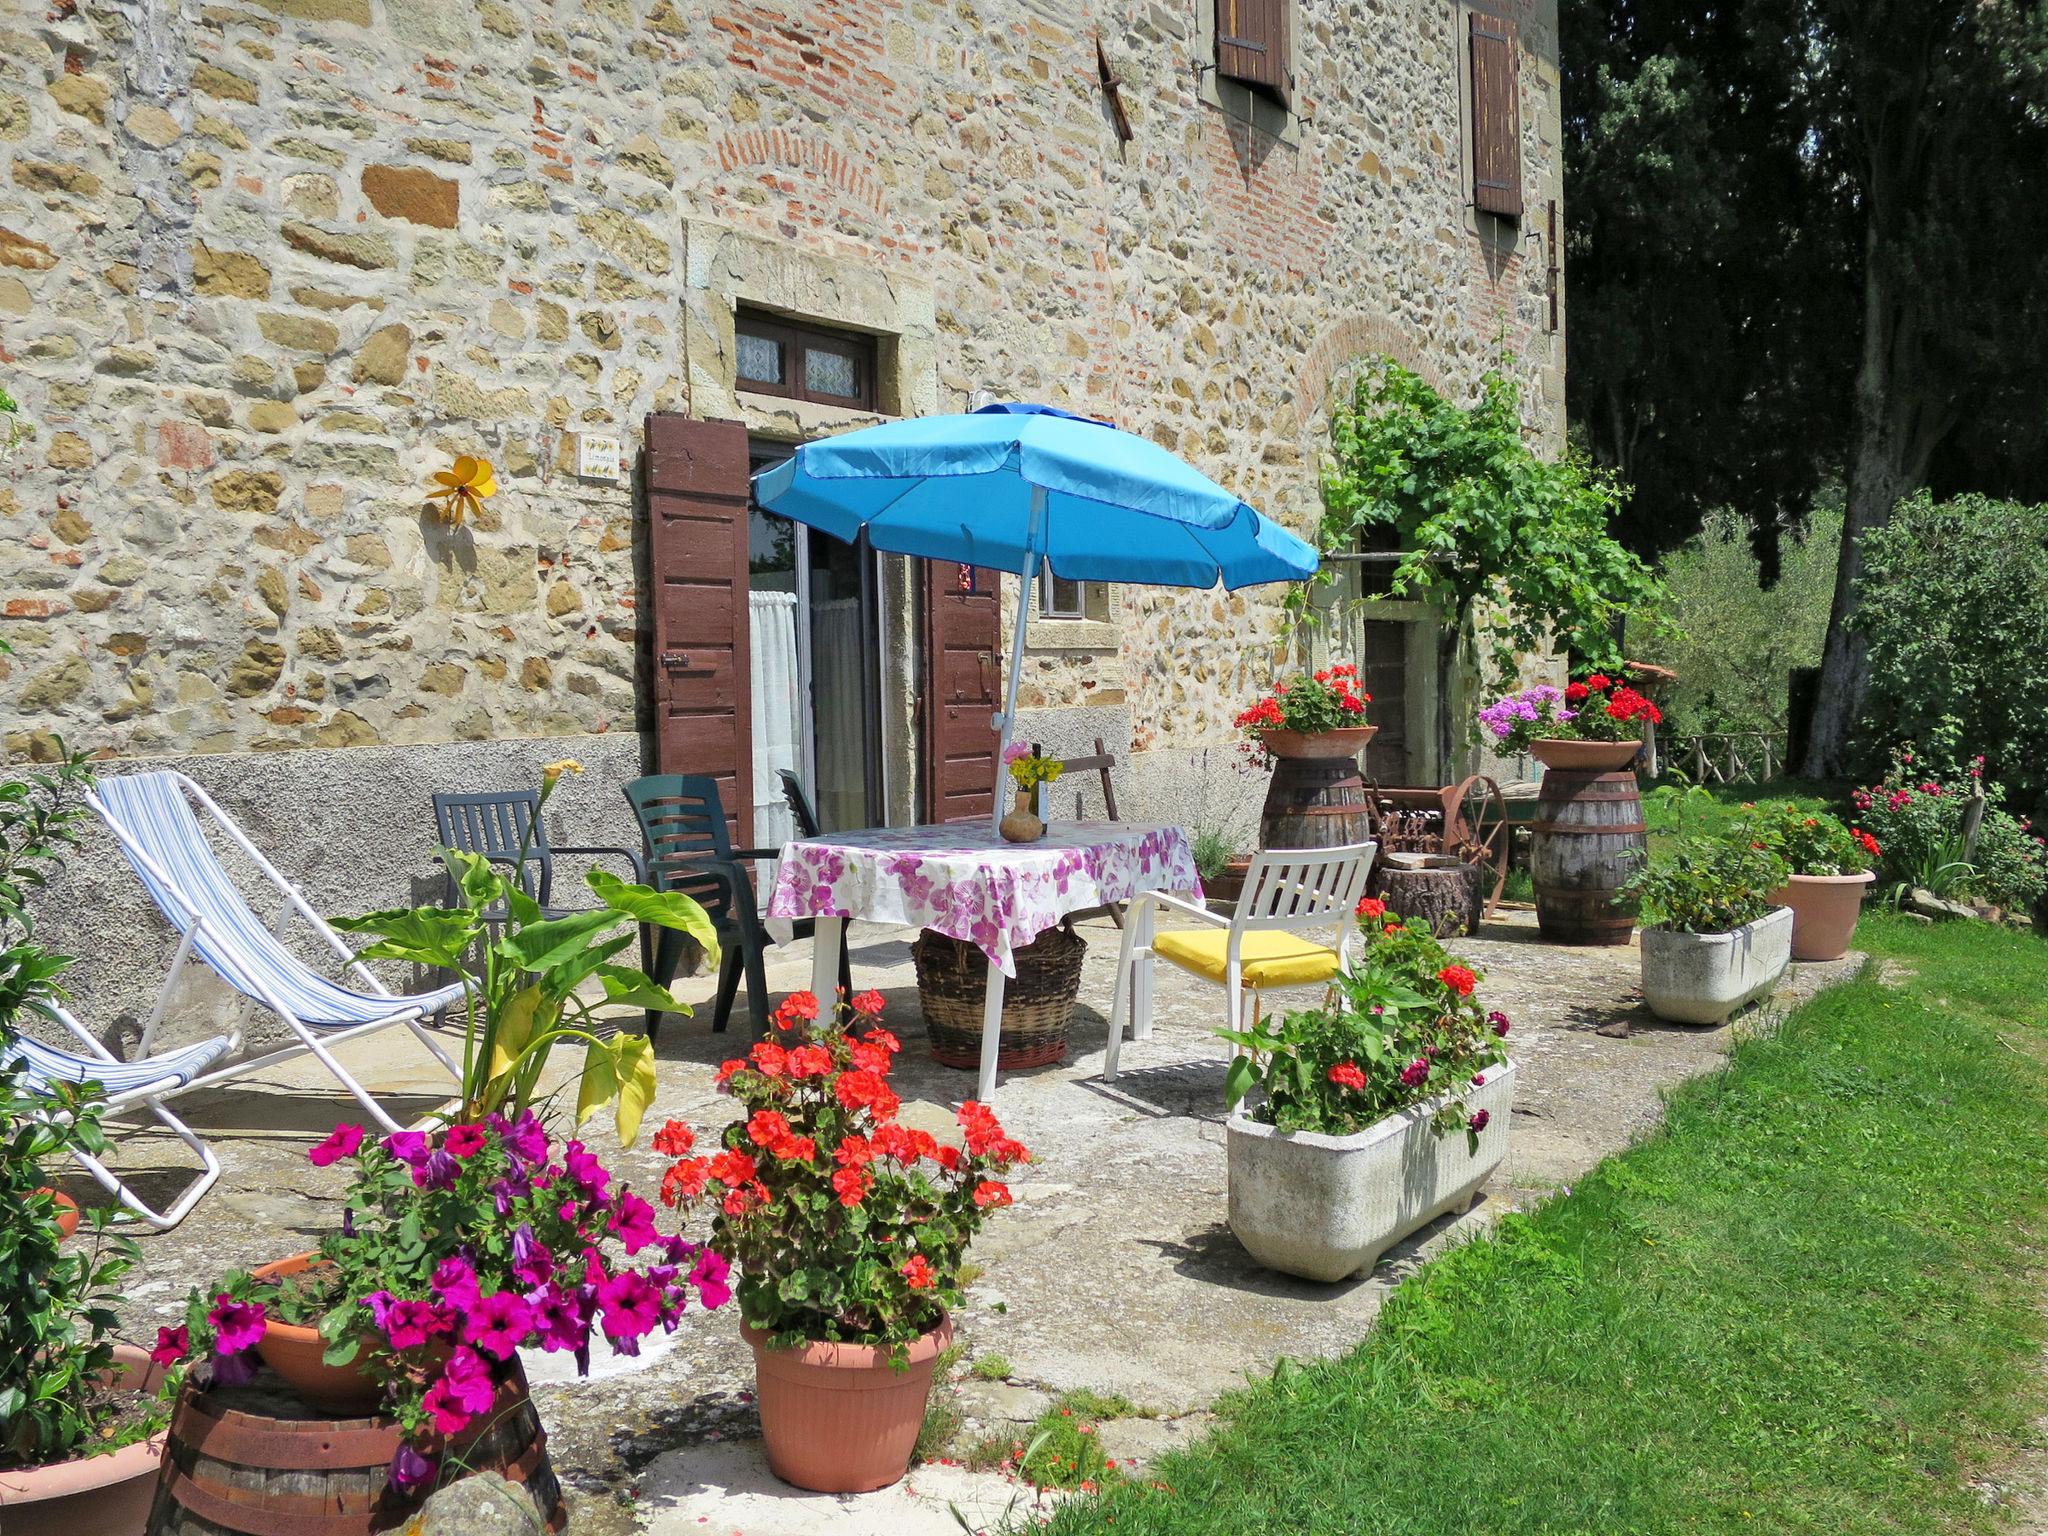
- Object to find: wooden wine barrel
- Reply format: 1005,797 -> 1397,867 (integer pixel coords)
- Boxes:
147,1358 -> 564,1535
1530,768 -> 1646,946
1260,756 -> 1373,851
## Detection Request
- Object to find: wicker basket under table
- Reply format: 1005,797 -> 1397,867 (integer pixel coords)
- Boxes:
912,924 -> 1087,1070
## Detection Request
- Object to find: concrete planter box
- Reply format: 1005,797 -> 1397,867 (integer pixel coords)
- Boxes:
1639,906 -> 1793,1025
1226,1060 -> 1517,1283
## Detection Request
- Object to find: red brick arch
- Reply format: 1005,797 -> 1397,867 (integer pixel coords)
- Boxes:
1292,316 -> 1448,432
712,130 -> 888,222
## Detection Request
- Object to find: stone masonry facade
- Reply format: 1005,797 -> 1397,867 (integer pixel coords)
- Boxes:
0,0 -> 1563,792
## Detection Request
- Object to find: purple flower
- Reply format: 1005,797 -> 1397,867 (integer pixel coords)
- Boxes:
511,1223 -> 554,1289
1469,1109 -> 1492,1131
491,1109 -> 550,1166
562,1141 -> 610,1202
1400,1059 -> 1429,1088
389,1443 -> 438,1491
431,1255 -> 481,1312
607,1191 -> 659,1255
412,1148 -> 461,1191
528,1284 -> 586,1354
207,1295 -> 267,1354
308,1123 -> 364,1167
382,1300 -> 448,1351
690,1247 -> 733,1311
382,1130 -> 432,1166
596,1269 -> 662,1348
211,1348 -> 259,1386
464,1289 -> 533,1360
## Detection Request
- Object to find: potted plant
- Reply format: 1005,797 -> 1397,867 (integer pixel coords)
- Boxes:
332,760 -> 718,1140
1747,802 -> 1880,961
657,990 -> 1030,1494
1220,900 -> 1515,1283
998,744 -> 1062,844
0,1066 -> 171,1536
1621,827 -> 1792,1025
1479,672 -> 1661,772
163,1110 -> 731,1500
1234,664 -> 1373,764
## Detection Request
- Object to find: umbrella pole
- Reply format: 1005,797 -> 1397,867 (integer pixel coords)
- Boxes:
992,486 -> 1044,835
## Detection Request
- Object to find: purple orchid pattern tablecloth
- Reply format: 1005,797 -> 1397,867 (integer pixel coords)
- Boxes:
765,821 -> 1203,977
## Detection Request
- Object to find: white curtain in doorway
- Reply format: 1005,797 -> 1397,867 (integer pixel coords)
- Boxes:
811,597 -> 865,832
749,590 -> 801,851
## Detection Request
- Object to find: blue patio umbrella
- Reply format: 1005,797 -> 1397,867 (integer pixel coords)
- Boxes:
752,403 -> 1319,829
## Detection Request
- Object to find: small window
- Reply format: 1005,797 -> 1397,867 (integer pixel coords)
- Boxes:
1038,562 -> 1109,621
735,309 -> 878,409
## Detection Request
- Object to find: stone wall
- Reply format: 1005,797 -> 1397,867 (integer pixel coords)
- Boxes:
0,0 -> 1563,783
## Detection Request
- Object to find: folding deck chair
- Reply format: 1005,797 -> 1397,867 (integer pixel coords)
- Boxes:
83,771 -> 466,1137
2,1000 -> 234,1229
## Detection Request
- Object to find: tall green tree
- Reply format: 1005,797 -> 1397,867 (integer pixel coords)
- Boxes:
1566,0 -> 2048,772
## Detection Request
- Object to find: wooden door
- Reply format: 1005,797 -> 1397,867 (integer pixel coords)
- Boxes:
644,413 -> 752,846
1359,619 -> 1409,784
920,560 -> 1000,823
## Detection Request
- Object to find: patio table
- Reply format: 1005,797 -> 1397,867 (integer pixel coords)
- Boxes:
765,820 -> 1203,1099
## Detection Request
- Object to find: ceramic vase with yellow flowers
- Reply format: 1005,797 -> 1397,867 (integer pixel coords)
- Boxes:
999,744 -> 1063,844
331,761 -> 723,1146
426,454 -> 497,527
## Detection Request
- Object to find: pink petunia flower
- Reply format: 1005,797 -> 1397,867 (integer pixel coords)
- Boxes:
607,1191 -> 660,1255
207,1295 -> 267,1355
307,1123 -> 364,1167
443,1123 -> 488,1159
596,1269 -> 663,1347
464,1290 -> 533,1360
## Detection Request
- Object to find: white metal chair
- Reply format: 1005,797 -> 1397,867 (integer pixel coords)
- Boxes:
4,1001 -> 233,1229
84,771 -> 465,1137
1102,842 -> 1378,1081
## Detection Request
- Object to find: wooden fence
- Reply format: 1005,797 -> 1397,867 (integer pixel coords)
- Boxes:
1674,731 -> 1789,785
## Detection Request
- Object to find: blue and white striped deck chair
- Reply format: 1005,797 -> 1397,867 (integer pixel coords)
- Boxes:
2,999 -> 233,1229
86,771 -> 465,1136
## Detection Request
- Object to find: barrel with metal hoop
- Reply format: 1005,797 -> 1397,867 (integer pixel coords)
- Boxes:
1257,727 -> 1376,851
146,1357 -> 564,1535
1530,768 -> 1646,945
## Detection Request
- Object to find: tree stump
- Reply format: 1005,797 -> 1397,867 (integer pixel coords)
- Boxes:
1368,858 -> 1485,937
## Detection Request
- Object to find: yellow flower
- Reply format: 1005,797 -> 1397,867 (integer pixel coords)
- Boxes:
425,454 -> 498,527
541,758 -> 585,786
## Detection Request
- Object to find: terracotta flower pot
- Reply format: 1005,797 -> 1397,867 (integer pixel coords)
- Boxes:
0,1346 -> 167,1536
250,1253 -> 384,1413
1529,737 -> 1641,772
1257,725 -> 1377,760
743,1315 -> 952,1494
1770,869 -> 1874,961
33,1188 -> 80,1240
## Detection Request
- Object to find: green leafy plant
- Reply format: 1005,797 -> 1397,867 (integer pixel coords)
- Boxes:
1299,359 -> 1667,760
331,761 -> 717,1147
1619,790 -> 1787,934
1189,827 -> 1235,884
1222,902 -> 1510,1142
0,383 -> 29,466
1743,801 -> 1877,877
657,991 -> 1029,1360
0,695 -> 93,1032
0,1062 -> 159,1469
1851,741 -> 2047,913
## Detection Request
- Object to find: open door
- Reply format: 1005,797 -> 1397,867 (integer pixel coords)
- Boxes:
644,413 -> 752,846
920,560 -> 1001,824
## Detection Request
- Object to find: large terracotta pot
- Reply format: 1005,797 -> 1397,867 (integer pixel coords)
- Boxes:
1529,738 -> 1642,772
0,1346 -> 167,1536
249,1253 -> 383,1413
1257,725 -> 1376,760
1770,869 -> 1874,961
743,1315 -> 953,1494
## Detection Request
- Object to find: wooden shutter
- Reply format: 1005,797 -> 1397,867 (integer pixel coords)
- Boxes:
1469,13 -> 1523,220
1216,0 -> 1290,107
643,413 -> 752,846
920,560 -> 1000,824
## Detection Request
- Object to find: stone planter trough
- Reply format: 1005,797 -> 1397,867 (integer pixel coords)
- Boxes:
1227,1060 -> 1517,1283
1639,906 -> 1793,1025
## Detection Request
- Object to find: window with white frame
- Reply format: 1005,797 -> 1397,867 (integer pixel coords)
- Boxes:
1037,562 -> 1110,621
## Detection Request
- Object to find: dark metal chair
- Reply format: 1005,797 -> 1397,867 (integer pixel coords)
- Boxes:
430,789 -> 654,1023
623,774 -> 851,1038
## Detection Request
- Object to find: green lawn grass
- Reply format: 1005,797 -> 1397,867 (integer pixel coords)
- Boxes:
1045,914 -> 2048,1535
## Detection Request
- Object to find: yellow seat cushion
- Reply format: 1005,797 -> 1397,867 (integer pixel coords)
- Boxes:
1151,928 -> 1340,990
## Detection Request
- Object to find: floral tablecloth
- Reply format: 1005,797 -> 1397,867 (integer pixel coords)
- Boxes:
765,821 -> 1202,977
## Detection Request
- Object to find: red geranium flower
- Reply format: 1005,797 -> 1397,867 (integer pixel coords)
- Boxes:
652,1119 -> 695,1157
1355,896 -> 1386,920
1327,1061 -> 1366,1090
1565,681 -> 1590,703
901,1254 -> 937,1290
972,1180 -> 1013,1209
850,989 -> 887,1016
831,1165 -> 870,1208
1585,674 -> 1612,691
1437,964 -> 1477,998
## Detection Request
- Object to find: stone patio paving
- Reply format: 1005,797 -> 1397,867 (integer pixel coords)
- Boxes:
73,907 -> 1859,1535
